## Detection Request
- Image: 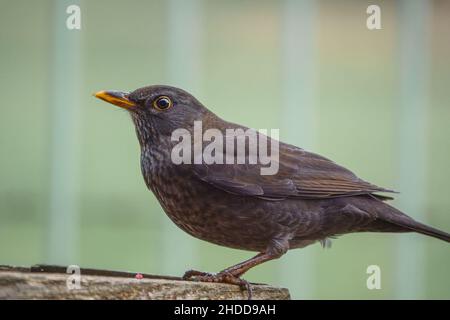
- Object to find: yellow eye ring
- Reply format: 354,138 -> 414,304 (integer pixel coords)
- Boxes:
153,96 -> 173,111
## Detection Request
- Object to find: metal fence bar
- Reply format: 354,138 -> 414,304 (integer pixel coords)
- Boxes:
395,0 -> 430,299
279,0 -> 318,299
47,0 -> 82,264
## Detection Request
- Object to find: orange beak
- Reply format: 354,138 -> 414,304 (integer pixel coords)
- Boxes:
94,90 -> 136,109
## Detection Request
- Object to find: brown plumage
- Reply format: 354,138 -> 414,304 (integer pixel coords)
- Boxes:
95,85 -> 450,298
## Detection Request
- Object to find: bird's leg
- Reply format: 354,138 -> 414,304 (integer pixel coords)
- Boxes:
183,238 -> 289,299
182,252 -> 275,300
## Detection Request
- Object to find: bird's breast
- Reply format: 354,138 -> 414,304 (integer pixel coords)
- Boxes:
140,147 -> 296,251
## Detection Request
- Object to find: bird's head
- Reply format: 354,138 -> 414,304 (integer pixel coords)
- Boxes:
95,85 -> 210,144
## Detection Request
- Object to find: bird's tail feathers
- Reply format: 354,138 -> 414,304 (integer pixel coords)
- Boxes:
379,205 -> 450,243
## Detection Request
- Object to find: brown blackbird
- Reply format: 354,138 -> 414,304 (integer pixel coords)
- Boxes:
95,85 -> 450,297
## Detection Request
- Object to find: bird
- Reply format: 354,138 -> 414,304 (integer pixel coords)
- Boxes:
95,85 -> 450,298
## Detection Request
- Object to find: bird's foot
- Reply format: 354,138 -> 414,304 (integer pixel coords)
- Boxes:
182,269 -> 253,300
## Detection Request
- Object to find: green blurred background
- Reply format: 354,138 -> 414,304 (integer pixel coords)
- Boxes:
1,0 -> 449,299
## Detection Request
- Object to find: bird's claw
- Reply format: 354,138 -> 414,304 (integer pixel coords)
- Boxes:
182,269 -> 253,300
183,269 -> 216,280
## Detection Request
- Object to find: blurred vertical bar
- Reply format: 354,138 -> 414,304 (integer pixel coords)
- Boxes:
396,0 -> 430,299
47,0 -> 82,264
162,0 -> 203,274
279,0 -> 318,299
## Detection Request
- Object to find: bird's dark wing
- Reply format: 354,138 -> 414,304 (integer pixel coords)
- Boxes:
192,135 -> 396,201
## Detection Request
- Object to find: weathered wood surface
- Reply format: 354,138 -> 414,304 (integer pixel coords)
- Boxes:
0,265 -> 290,300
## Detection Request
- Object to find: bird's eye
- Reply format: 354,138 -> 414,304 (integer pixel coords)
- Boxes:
153,96 -> 172,111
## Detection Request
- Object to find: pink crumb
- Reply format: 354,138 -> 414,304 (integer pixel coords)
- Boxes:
135,273 -> 144,280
